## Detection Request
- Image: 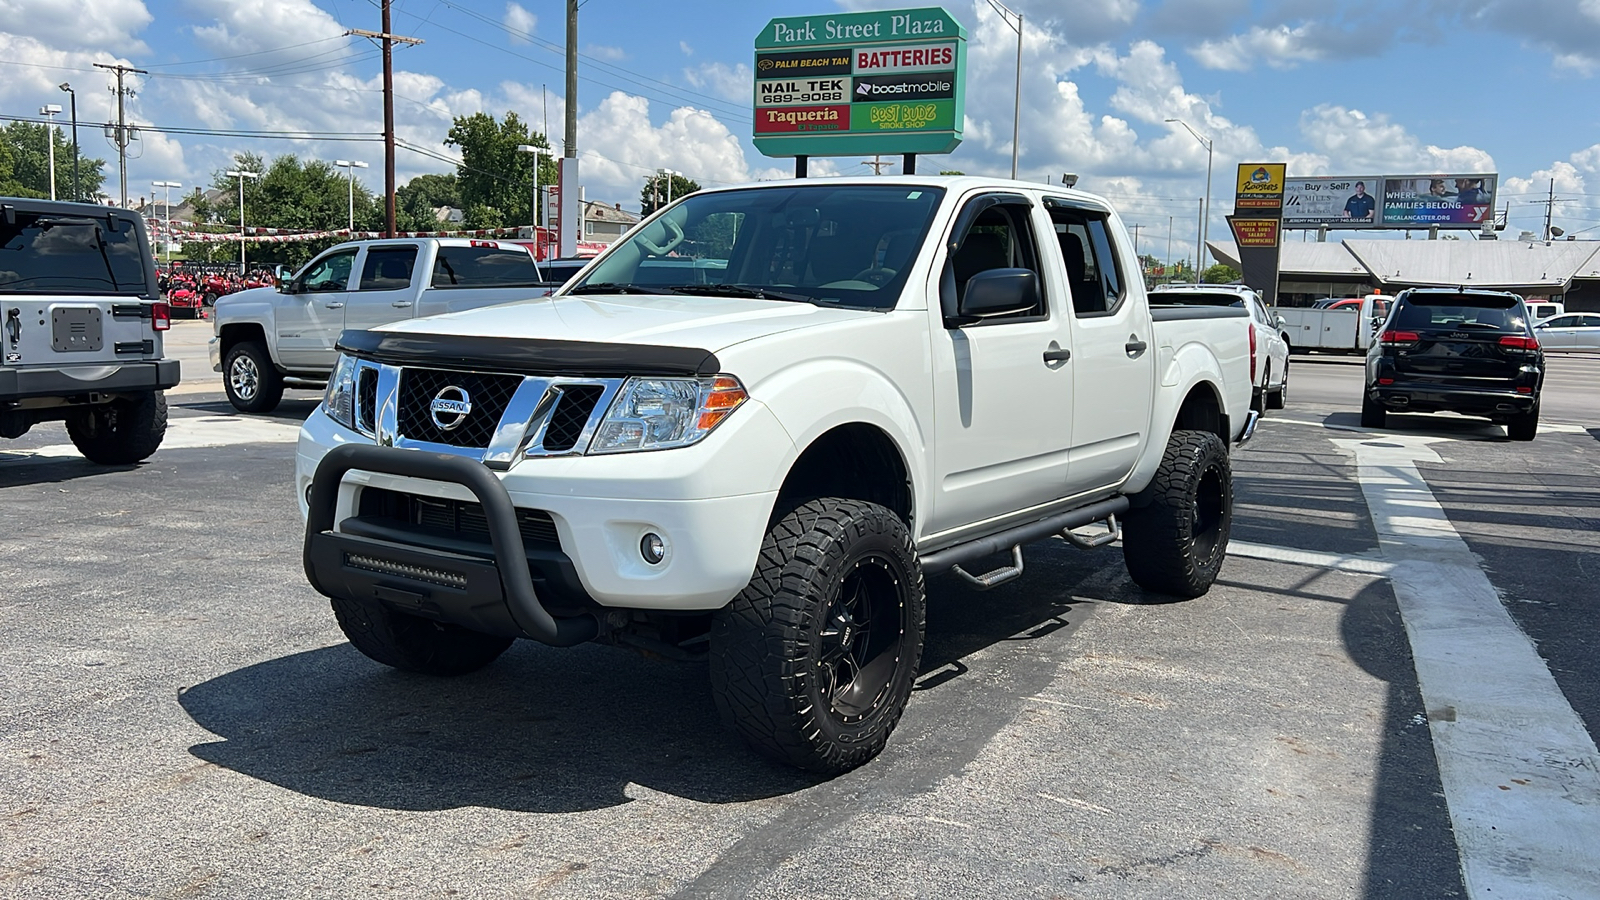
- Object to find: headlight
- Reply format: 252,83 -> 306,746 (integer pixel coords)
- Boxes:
323,353 -> 357,429
590,375 -> 747,454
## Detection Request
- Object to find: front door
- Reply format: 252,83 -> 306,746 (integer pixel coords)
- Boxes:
926,193 -> 1075,537
276,248 -> 357,370
343,244 -> 421,334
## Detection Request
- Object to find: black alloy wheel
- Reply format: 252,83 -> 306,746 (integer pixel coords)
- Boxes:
816,554 -> 908,724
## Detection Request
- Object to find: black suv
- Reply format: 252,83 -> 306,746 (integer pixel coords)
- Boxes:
1362,288 -> 1543,440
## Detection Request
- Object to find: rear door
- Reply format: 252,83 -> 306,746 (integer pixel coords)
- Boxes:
1389,294 -> 1532,381
343,243 -> 422,333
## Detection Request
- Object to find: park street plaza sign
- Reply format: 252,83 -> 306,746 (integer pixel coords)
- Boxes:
753,7 -> 966,158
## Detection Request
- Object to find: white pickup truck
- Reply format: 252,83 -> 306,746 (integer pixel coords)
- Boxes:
1278,294 -> 1388,353
294,176 -> 1257,774
210,238 -> 554,412
2,198 -> 179,463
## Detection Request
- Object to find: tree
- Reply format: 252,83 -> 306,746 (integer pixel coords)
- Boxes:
396,173 -> 460,231
640,173 -> 701,216
445,112 -> 556,228
0,121 -> 106,200
938,170 -> 965,175
1202,263 -> 1242,284
187,152 -> 383,267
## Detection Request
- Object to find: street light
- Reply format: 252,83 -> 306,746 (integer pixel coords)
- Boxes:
985,0 -> 1023,179
516,144 -> 551,271
333,159 -> 369,233
656,167 -> 682,208
226,169 -> 260,276
39,105 -> 62,201
1165,118 -> 1214,269
57,84 -> 79,201
151,180 -> 181,263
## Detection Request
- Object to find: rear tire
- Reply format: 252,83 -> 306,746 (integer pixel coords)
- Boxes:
1121,430 -> 1232,599
1266,361 -> 1287,410
330,596 -> 514,676
66,391 -> 167,465
224,340 -> 284,413
1360,391 -> 1387,429
709,498 -> 925,775
1506,403 -> 1539,441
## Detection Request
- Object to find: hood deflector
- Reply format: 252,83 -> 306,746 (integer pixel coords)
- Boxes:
336,329 -> 720,377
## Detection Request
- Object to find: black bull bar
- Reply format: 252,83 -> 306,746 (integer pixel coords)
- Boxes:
303,443 -> 599,647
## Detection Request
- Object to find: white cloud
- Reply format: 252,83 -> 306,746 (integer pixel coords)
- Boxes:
585,44 -> 627,61
1189,24 -> 1320,71
503,3 -> 535,43
681,62 -> 752,103
1297,105 -> 1495,174
679,41 -> 693,56
0,0 -> 151,53
575,92 -> 763,203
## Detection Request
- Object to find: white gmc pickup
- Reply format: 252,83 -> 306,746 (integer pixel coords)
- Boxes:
209,238 -> 552,412
294,176 -> 1257,774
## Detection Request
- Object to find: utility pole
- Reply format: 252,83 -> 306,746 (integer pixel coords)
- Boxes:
94,62 -> 147,208
1167,215 -> 1173,281
1130,223 -> 1142,258
862,155 -> 892,175
349,5 -> 422,238
559,0 -> 580,258
1530,181 -> 1574,243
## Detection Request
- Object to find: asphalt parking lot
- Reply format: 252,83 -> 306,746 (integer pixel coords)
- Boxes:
2,331 -> 1597,899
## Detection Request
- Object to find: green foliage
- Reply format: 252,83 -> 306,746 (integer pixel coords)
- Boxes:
937,169 -> 965,175
186,152 -> 383,267
640,173 -> 701,216
1201,263 -> 1242,284
0,121 -> 106,200
396,173 -> 460,231
445,112 -> 555,227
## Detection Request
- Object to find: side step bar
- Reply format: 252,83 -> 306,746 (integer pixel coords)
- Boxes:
920,496 -> 1131,588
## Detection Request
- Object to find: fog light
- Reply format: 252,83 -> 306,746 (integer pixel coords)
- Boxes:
640,532 -> 666,565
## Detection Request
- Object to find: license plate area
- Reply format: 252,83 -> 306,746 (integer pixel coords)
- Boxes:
52,307 -> 104,352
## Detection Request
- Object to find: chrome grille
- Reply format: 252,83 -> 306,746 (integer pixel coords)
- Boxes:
355,366 -> 379,434
396,368 -> 522,449
541,385 -> 606,453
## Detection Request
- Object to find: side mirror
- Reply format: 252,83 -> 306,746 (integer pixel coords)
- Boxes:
274,265 -> 294,292
948,268 -> 1039,326
1275,315 -> 1286,329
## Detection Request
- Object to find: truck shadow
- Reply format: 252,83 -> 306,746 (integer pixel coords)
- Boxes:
177,548 -> 1101,814
174,396 -> 321,424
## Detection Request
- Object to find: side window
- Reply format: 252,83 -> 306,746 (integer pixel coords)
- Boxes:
298,251 -> 356,292
948,204 -> 1046,320
1584,316 -> 1600,327
358,247 -> 418,291
1046,202 -> 1125,316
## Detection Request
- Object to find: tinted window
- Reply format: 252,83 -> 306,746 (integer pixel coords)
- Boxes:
298,250 -> 356,292
1046,201 -> 1124,316
432,247 -> 542,288
1540,315 -> 1578,328
1148,290 -> 1246,308
359,247 -> 417,290
0,212 -> 146,294
950,203 -> 1046,320
1393,294 -> 1526,332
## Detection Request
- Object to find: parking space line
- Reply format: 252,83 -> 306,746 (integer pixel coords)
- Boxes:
1334,434 -> 1600,899
1227,540 -> 1393,576
0,416 -> 301,464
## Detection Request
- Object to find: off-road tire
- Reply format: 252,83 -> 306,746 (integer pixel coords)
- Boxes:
65,390 -> 167,465
330,596 -> 514,676
1360,391 -> 1387,429
709,498 -> 925,775
1121,430 -> 1232,599
224,340 -> 284,413
1506,403 -> 1539,442
1266,361 -> 1287,410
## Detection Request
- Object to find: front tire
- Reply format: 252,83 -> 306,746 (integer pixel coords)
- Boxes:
1360,391 -> 1387,429
709,498 -> 925,775
65,391 -> 167,465
224,340 -> 284,413
1121,430 -> 1232,599
330,596 -> 514,676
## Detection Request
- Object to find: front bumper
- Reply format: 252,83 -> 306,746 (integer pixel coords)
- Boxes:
0,359 -> 180,401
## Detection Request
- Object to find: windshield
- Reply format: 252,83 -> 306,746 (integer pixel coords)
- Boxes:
567,184 -> 946,310
0,213 -> 147,294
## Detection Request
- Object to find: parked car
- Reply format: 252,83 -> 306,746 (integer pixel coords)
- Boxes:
1149,284 -> 1290,411
1533,313 -> 1600,350
1362,288 -> 1543,440
210,238 -> 552,412
0,197 -> 179,462
295,175 -> 1259,775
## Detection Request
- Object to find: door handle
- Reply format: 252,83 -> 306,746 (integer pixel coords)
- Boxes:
324,301 -> 345,309
1125,336 -> 1148,357
391,300 -> 413,308
1042,341 -> 1071,365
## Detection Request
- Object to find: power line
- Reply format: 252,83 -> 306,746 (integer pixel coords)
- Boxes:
140,36 -> 352,68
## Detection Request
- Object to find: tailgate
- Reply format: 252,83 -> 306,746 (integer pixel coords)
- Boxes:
1387,295 -> 1532,382
1397,328 -> 1525,381
6,298 -> 161,367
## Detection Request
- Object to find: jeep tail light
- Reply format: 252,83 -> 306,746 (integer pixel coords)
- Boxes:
1380,330 -> 1419,346
1378,377 -> 1394,385
1499,335 -> 1540,351
152,302 -> 171,331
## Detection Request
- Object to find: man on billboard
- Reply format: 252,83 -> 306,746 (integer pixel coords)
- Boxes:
1456,178 -> 1490,205
1344,181 -> 1376,222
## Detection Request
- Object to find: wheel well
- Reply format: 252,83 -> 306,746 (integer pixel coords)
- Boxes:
1174,382 -> 1228,445
776,424 -> 913,527
218,323 -> 268,361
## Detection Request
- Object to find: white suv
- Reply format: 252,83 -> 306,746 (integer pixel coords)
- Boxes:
1149,284 -> 1290,412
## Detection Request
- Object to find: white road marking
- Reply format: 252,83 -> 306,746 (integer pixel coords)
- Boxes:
1333,433 -> 1600,899
0,415 -> 300,464
1227,540 -> 1393,576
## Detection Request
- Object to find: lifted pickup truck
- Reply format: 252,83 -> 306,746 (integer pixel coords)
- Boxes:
1,198 -> 178,463
295,177 -> 1257,774
210,238 -> 551,413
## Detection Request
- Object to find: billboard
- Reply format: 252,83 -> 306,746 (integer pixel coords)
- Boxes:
753,7 -> 966,158
1234,163 -> 1286,213
1282,174 -> 1496,229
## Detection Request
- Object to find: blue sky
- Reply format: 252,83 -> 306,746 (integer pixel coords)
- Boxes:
3,0 -> 1597,257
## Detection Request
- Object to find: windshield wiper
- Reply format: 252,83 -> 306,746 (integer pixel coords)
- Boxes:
566,282 -> 679,295
664,283 -> 818,304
